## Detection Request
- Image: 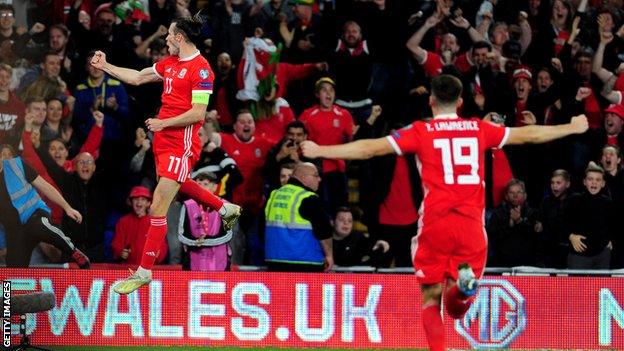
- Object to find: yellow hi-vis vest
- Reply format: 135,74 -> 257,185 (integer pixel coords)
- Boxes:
264,183 -> 324,265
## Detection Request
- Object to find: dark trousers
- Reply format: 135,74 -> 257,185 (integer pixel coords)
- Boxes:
377,222 -> 419,267
320,171 -> 348,217
567,246 -> 611,269
5,209 -> 75,267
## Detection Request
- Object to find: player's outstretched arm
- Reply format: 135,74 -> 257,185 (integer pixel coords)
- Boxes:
90,50 -> 160,86
300,137 -> 394,160
506,114 -> 589,145
146,103 -> 207,132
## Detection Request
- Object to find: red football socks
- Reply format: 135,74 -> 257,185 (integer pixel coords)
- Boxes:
139,216 -> 167,269
180,179 -> 224,211
445,284 -> 473,319
422,303 -> 445,351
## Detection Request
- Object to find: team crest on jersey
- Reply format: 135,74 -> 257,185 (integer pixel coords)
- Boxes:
333,118 -> 340,128
165,67 -> 172,73
199,69 -> 209,79
178,68 -> 187,78
255,148 -> 262,158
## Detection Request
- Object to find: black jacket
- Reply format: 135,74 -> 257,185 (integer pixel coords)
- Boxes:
565,191 -> 615,256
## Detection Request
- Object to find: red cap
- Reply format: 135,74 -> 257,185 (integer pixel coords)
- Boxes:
604,104 -> 624,119
512,66 -> 532,83
128,186 -> 152,200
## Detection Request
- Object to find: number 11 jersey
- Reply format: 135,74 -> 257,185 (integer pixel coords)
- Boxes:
386,115 -> 509,226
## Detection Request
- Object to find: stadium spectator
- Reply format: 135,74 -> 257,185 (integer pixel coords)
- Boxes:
219,109 -> 273,265
193,120 -> 242,202
263,120 -> 313,191
299,77 -> 354,216
208,52 -> 240,131
538,169 -> 573,268
488,178 -> 543,267
73,51 -> 129,144
278,162 -> 294,187
565,162 -> 614,269
264,162 -> 333,272
178,172 -> 231,271
0,4 -> 18,65
18,52 -> 69,104
112,186 -> 168,265
0,63 -> 25,149
330,20 -> 376,125
250,0 -> 295,45
0,148 -> 89,268
278,0 -> 331,64
599,145 -> 624,269
40,98 -> 71,146
369,151 -> 422,267
333,206 -> 390,267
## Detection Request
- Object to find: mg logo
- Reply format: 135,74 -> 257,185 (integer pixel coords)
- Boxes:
454,279 -> 526,349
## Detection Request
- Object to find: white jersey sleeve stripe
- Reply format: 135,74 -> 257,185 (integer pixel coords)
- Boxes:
498,127 -> 510,148
386,135 -> 402,155
152,63 -> 163,79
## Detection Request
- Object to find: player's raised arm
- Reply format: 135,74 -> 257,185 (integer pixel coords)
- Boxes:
300,137 -> 394,160
90,50 -> 160,86
506,114 -> 589,145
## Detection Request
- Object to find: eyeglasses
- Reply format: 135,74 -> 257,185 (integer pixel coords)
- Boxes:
305,173 -> 320,179
0,13 -> 14,18
76,160 -> 94,165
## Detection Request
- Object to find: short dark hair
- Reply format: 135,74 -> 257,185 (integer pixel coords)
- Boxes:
173,14 -> 204,46
336,206 -> 352,215
50,24 -> 69,38
551,169 -> 570,182
236,109 -> 252,119
0,4 -> 14,14
280,162 -> 296,171
472,41 -> 491,51
286,120 -> 307,134
431,74 -> 463,105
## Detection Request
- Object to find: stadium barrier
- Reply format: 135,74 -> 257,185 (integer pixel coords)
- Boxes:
0,268 -> 622,349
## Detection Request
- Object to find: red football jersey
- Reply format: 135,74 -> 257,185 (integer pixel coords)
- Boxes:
153,51 -> 214,120
255,99 -> 295,145
219,133 -> 273,213
421,51 -> 473,78
299,105 -> 354,173
388,115 -> 509,225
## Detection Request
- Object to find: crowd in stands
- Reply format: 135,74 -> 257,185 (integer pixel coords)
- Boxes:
1,0 -> 623,271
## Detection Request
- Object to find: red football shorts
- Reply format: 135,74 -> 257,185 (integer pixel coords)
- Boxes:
152,125 -> 201,183
411,215 -> 487,285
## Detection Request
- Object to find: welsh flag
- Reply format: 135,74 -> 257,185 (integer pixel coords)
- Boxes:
113,0 -> 150,24
236,38 -> 282,102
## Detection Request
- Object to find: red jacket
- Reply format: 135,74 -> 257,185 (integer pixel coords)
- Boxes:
112,214 -> 168,265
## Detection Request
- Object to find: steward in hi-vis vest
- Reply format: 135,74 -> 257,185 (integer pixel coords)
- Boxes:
263,162 -> 333,272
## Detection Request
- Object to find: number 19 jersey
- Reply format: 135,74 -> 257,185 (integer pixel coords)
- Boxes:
387,116 -> 509,226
